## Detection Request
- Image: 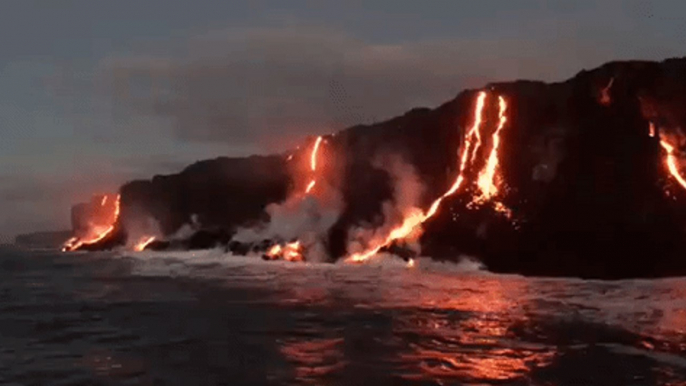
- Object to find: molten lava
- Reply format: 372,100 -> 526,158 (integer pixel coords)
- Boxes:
265,244 -> 283,260
305,136 -> 323,194
283,241 -> 304,262
134,236 -> 156,252
658,132 -> 686,190
468,92 -> 488,163
600,77 -> 614,106
346,91 -> 490,263
649,122 -> 656,138
475,96 -> 508,202
264,241 -> 304,262
62,194 -> 121,252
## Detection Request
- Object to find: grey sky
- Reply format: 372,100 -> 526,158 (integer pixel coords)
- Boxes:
1,0 -> 684,240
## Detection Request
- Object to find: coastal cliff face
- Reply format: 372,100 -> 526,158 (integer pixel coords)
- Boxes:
68,57 -> 686,279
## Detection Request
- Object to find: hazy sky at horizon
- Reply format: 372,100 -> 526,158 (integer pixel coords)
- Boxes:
1,0 -> 685,239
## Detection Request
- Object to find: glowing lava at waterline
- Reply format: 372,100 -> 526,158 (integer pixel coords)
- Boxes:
346,91 -> 492,263
266,136 -> 325,261
62,194 -> 121,252
134,236 -> 156,252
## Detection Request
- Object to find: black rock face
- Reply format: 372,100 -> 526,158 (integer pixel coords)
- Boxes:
69,57 -> 686,278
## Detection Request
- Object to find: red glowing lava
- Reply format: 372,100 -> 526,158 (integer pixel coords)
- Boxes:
346,91 -> 490,263
476,96 -> 508,202
305,136 -> 323,194
600,77 -> 614,106
62,194 -> 121,252
659,134 -> 686,190
134,236 -> 156,252
265,241 -> 304,262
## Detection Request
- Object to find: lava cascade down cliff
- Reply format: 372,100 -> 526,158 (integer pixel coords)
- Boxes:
65,57 -> 686,279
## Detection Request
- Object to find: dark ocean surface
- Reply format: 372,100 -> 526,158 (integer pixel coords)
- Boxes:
1,246 -> 685,385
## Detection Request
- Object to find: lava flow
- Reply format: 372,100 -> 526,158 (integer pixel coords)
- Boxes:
305,136 -> 323,194
656,125 -> 686,190
134,236 -> 156,252
62,194 -> 121,252
475,96 -> 508,202
600,77 -> 614,106
346,91 -> 489,263
264,241 -> 304,262
266,136 -> 324,261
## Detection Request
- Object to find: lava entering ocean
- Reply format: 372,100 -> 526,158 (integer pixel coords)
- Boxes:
62,194 -> 121,252
133,236 -> 156,252
346,91 -> 511,263
261,136 -> 326,262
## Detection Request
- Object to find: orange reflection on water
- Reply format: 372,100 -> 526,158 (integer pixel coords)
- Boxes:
396,276 -> 555,383
279,338 -> 345,383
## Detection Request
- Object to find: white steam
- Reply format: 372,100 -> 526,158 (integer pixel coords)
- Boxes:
232,182 -> 343,262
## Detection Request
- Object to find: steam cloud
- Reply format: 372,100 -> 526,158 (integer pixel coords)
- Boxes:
346,155 -> 425,257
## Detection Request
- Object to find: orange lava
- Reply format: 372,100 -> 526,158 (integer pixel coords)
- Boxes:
62,194 -> 121,252
346,91 -> 489,263
600,77 -> 614,106
265,244 -> 283,260
649,122 -> 656,138
468,92 -> 488,163
305,136 -> 323,194
283,241 -> 304,262
475,96 -> 508,202
659,135 -> 686,190
134,236 -> 156,252
265,241 -> 304,262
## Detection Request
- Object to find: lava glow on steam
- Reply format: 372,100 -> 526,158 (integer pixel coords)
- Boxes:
346,91 -> 509,263
265,136 -> 325,261
62,194 -> 121,252
265,241 -> 304,262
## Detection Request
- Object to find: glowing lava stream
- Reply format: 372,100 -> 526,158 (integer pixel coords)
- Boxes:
600,77 -> 614,106
134,236 -> 156,252
346,91 -> 489,263
305,136 -> 323,194
62,194 -> 121,252
475,96 -> 508,202
658,134 -> 686,190
265,241 -> 304,262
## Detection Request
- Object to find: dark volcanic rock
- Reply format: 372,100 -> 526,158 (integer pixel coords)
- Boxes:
70,57 -> 686,278
118,155 -> 290,236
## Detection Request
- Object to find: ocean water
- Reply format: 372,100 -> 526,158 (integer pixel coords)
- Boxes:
0,246 -> 685,386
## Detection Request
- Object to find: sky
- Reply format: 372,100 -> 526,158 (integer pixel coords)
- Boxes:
1,0 -> 685,240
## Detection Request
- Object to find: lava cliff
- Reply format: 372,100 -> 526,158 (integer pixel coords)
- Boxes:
68,57 -> 686,279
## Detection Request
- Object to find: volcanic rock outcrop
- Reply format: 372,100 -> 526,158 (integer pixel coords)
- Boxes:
66,57 -> 686,279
